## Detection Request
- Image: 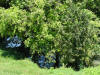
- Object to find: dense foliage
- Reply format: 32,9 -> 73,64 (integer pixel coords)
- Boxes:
0,0 -> 100,69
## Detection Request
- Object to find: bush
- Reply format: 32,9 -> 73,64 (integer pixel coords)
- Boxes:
0,0 -> 99,69
73,0 -> 100,17
0,7 -> 27,37
59,3 -> 98,69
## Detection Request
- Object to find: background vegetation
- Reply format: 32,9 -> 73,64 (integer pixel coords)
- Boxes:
0,0 -> 100,70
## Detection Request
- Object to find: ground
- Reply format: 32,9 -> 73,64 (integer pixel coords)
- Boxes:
0,48 -> 100,75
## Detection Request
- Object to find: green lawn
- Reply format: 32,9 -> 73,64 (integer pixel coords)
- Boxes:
0,48 -> 100,75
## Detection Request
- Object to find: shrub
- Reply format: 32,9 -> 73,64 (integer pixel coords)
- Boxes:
59,3 -> 98,69
0,7 -> 27,37
73,0 -> 100,17
0,0 -> 99,69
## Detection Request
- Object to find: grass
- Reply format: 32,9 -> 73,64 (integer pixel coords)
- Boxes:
0,48 -> 100,75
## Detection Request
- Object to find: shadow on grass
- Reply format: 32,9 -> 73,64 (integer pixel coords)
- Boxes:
0,47 -> 25,60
